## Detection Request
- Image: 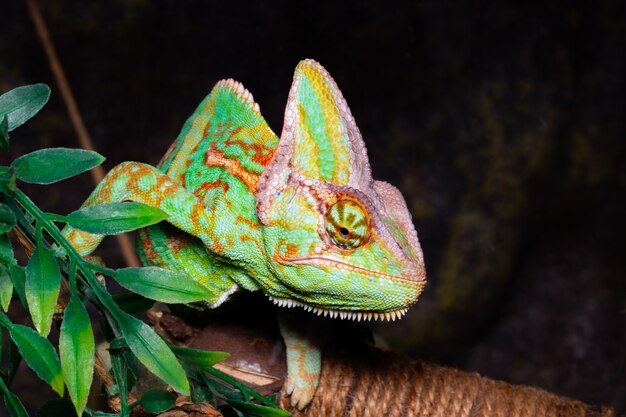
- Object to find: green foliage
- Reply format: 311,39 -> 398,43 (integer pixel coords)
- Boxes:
7,264 -> 27,311
0,233 -> 14,265
111,292 -> 155,314
136,389 -> 176,414
0,376 -> 28,417
0,204 -> 16,234
115,310 -> 190,396
0,83 -> 289,417
0,115 -> 8,151
25,246 -> 62,336
109,343 -> 131,416
59,296 -> 94,416
0,167 -> 16,194
169,345 -> 230,368
227,400 -> 292,417
65,202 -> 168,234
11,148 -> 105,185
114,267 -> 215,303
0,84 -> 50,132
0,317 -> 64,396
0,265 -> 12,312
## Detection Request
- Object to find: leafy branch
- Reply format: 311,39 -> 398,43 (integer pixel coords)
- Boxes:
0,84 -> 289,417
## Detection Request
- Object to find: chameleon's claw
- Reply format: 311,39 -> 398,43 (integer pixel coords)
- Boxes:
283,373 -> 318,410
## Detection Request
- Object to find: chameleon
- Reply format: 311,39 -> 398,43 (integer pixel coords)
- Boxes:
62,59 -> 427,409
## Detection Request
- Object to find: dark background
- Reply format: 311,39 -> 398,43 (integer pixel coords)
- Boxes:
1,1 -> 624,415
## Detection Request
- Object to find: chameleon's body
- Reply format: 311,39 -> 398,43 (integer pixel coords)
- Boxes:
63,60 -> 426,408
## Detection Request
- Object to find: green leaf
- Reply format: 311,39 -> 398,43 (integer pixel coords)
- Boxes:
0,376 -> 29,417
0,233 -> 14,265
0,204 -> 17,234
83,411 -> 118,417
109,346 -> 130,416
185,366 -> 214,404
8,322 -> 64,396
227,399 -> 291,417
36,398 -> 78,417
114,267 -> 212,304
108,337 -> 129,350
0,114 -> 8,150
201,374 -> 241,401
66,202 -> 168,234
170,345 -> 229,368
137,389 -> 176,414
0,166 -> 16,194
0,84 -> 50,132
0,264 -> 13,311
6,337 -> 21,386
25,245 -> 62,336
231,408 -> 245,417
112,293 -> 155,314
11,148 -> 105,185
114,310 -> 189,395
2,392 -> 29,417
8,264 -> 27,312
202,363 -> 280,409
59,296 -> 94,417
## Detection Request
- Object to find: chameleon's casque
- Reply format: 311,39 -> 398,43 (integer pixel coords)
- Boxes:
63,59 -> 426,408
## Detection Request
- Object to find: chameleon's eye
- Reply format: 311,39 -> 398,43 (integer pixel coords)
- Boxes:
325,199 -> 370,250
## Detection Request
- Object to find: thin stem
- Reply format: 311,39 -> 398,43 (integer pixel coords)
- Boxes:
43,212 -> 67,223
35,221 -> 43,247
69,256 -> 77,298
87,261 -> 118,278
0,311 -> 13,329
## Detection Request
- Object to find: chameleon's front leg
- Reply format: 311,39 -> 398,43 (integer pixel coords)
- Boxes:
277,308 -> 329,410
63,161 -> 209,256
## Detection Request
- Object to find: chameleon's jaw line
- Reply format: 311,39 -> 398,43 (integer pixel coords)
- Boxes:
268,296 -> 409,322
274,249 -> 425,287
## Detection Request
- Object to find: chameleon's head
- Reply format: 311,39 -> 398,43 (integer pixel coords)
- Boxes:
256,59 -> 426,321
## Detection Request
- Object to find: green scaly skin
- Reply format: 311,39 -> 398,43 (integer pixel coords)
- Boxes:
62,59 -> 426,409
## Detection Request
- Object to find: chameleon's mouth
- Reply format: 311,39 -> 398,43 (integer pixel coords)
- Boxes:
267,296 -> 409,322
273,249 -> 423,287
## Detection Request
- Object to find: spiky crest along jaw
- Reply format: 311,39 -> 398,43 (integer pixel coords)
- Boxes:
268,296 -> 410,322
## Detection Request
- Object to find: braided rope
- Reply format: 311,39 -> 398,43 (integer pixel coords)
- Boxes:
290,348 -> 614,417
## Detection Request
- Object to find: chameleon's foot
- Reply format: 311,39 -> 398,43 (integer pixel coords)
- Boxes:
283,367 -> 319,410
277,309 -> 323,410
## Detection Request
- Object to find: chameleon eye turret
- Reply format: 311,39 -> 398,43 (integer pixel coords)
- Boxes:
324,198 -> 370,250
